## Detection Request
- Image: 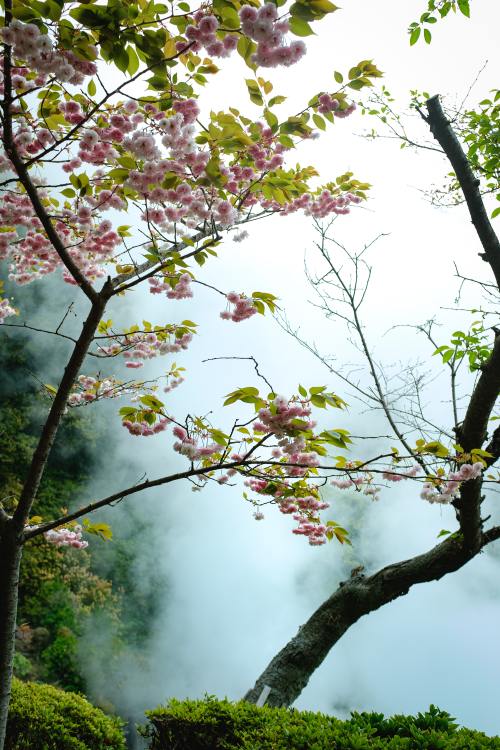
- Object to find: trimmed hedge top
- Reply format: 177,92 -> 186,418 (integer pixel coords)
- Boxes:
6,678 -> 126,750
144,697 -> 500,750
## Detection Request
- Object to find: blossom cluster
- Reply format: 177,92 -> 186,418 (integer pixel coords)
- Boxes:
382,465 -> 420,482
0,297 -> 16,324
0,81 -> 361,296
67,375 -> 123,406
245,474 -> 330,545
270,435 -> 320,478
181,12 -> 238,58
0,190 -> 122,286
44,525 -> 88,549
420,462 -> 484,504
0,20 -> 97,87
166,273 -> 193,300
331,463 -> 421,500
220,292 -> 257,322
292,518 -> 330,546
253,395 -> 316,435
100,327 -> 193,369
123,415 -> 170,436
239,4 -> 306,68
263,190 -> 362,219
172,425 -> 220,461
163,375 -> 185,394
317,94 -> 357,119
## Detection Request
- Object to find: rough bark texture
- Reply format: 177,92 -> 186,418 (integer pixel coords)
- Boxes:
0,523 -> 22,749
244,531 -> 499,707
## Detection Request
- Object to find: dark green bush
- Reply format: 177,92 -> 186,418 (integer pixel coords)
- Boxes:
6,678 -> 126,750
144,697 -> 500,750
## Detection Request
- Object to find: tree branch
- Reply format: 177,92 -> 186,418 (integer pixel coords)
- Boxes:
12,282 -> 113,530
22,459 -> 246,540
244,526 -> 498,708
425,95 -> 500,291
455,332 -> 500,549
110,227 -> 217,293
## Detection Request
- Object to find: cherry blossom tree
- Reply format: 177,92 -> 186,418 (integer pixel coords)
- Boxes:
0,0 -> 388,743
0,0 -> 497,744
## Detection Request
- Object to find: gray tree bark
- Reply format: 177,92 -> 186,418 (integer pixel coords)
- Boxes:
0,522 -> 22,749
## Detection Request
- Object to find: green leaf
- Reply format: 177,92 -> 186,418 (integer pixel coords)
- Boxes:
210,429 -> 228,446
219,6 -> 240,28
424,27 -> 432,43
245,79 -> 264,106
205,156 -> 227,187
113,45 -> 130,74
289,16 -> 315,36
127,46 -> 140,75
139,394 -> 164,410
279,134 -> 294,149
348,79 -> 366,91
268,95 -> 287,107
309,386 -> 326,394
87,79 -> 96,97
310,0 -> 339,12
108,168 -> 129,181
437,529 -> 451,538
264,108 -> 279,131
418,441 -> 449,458
410,26 -> 421,45
237,36 -> 257,70
119,406 -> 137,418
83,520 -> 113,541
313,113 -> 326,130
310,394 -> 326,408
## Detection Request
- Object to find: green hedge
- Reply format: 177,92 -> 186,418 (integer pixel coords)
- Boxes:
143,697 -> 500,750
5,678 -> 126,750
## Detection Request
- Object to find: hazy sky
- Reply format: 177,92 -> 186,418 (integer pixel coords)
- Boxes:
14,0 -> 500,740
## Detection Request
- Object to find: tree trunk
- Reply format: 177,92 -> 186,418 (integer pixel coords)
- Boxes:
0,522 -> 22,750
243,532 -> 496,707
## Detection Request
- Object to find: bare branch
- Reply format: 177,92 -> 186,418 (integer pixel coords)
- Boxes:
11,281 -> 113,530
202,356 -> 275,393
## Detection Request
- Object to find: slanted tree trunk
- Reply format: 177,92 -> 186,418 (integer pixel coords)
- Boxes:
244,530 -> 500,707
0,521 -> 22,748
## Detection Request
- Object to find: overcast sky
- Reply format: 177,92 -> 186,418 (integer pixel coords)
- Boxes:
19,0 -> 500,740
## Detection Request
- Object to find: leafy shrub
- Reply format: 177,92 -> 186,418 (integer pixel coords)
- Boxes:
144,697 -> 500,750
12,654 -> 32,680
5,678 -> 126,750
40,629 -> 84,692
